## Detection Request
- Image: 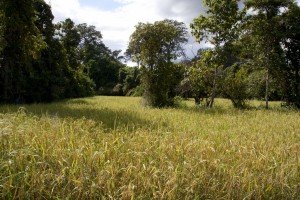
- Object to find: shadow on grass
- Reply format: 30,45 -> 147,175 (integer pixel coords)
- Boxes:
1,98 -> 298,132
0,100 -> 152,132
178,102 -> 299,115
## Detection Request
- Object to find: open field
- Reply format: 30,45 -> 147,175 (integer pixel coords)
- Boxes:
0,96 -> 299,199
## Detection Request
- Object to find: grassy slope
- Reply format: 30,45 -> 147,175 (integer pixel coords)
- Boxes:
0,96 -> 299,199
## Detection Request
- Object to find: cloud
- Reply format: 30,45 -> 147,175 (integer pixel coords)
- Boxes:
51,0 -> 300,63
49,0 -> 203,62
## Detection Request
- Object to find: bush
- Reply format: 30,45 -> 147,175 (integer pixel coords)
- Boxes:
126,85 -> 144,97
141,64 -> 177,107
222,65 -> 249,108
173,96 -> 187,108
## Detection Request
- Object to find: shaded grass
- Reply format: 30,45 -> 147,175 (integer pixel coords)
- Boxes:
0,96 -> 300,199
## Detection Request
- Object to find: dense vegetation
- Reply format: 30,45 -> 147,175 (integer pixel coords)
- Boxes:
1,96 -> 299,199
188,0 -> 300,109
0,0 -> 139,103
126,20 -> 188,107
1,0 -> 300,108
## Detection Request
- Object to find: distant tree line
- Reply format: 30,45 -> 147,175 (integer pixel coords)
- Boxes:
184,0 -> 300,109
127,0 -> 300,108
0,0 -> 140,103
1,0 -> 299,109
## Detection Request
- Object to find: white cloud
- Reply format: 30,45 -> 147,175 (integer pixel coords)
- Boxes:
50,0 -> 300,64
49,0 -> 203,63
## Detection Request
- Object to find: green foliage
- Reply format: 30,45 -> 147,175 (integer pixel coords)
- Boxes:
244,0 -> 294,108
0,0 -> 126,102
279,3 -> 300,107
56,18 -> 81,69
191,0 -> 243,107
173,95 -> 187,108
188,51 -> 215,106
25,0 -> 69,102
72,22 -> 126,93
117,67 -> 141,96
0,0 -> 46,102
189,0 -> 300,109
1,0 -> 300,109
90,56 -> 125,95
127,19 -> 188,107
130,85 -> 144,97
221,64 -> 249,108
0,8 -> 4,60
191,0 -> 242,46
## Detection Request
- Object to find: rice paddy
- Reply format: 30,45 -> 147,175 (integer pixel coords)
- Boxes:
0,96 -> 299,199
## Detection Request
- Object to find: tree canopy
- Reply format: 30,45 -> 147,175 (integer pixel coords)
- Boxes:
127,19 -> 188,107
0,0 -> 127,103
1,0 -> 300,109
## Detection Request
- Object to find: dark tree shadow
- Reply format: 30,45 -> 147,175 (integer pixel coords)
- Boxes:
0,100 -> 153,132
178,102 -> 299,116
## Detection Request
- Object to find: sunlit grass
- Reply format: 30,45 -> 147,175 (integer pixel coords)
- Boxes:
0,96 -> 299,199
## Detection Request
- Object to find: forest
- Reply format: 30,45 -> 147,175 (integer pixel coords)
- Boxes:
0,0 -> 299,109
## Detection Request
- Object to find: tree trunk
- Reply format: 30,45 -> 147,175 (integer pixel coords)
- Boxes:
295,66 -> 300,108
209,67 -> 217,108
194,96 -> 200,105
265,67 -> 269,109
3,60 -> 11,102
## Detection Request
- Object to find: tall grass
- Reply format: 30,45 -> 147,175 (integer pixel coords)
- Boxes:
0,96 -> 299,199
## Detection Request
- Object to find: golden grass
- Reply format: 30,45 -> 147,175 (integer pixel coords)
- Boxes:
0,96 -> 299,199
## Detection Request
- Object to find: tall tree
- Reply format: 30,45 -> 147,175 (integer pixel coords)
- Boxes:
77,23 -> 109,65
56,18 -> 81,70
26,0 -> 70,102
0,8 -> 4,60
0,0 -> 46,102
244,0 -> 293,109
76,23 -> 125,93
280,2 -> 300,107
127,19 -> 188,107
55,19 -> 96,98
191,0 -> 243,107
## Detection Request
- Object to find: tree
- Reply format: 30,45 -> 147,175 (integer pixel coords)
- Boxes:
118,66 -> 141,96
191,0 -> 243,107
55,19 -> 97,98
26,0 -> 71,102
244,0 -> 293,109
280,3 -> 300,107
77,23 -> 109,64
76,23 -> 125,94
0,0 -> 46,103
91,56 -> 124,95
127,19 -> 188,107
56,18 -> 81,70
188,49 -> 219,106
0,8 -> 4,61
221,64 -> 249,108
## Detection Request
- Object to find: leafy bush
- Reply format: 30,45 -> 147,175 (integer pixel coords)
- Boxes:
222,64 -> 249,108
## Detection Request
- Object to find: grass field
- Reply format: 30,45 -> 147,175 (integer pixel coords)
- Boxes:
0,96 -> 299,199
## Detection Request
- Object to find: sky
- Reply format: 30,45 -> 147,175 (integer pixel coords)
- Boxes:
48,0 -> 300,65
48,0 -> 204,63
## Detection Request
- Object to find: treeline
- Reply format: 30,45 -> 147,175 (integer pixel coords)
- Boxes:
126,0 -> 300,108
1,0 -> 299,108
186,0 -> 300,109
0,0 -> 140,103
